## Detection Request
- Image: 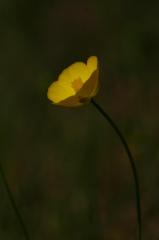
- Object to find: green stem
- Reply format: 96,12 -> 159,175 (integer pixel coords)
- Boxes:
91,99 -> 142,240
0,164 -> 30,240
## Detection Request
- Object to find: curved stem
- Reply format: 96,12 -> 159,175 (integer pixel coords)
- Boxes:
0,164 -> 30,240
91,99 -> 142,240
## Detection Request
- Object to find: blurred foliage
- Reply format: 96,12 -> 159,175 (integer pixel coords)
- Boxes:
0,0 -> 159,239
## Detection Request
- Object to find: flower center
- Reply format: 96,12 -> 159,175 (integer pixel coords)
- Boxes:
71,78 -> 83,92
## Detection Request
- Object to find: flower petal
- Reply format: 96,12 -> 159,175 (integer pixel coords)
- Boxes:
47,81 -> 75,103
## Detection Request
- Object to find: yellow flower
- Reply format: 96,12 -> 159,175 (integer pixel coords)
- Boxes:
47,56 -> 99,107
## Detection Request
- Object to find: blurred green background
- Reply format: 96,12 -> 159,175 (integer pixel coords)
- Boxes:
0,0 -> 159,239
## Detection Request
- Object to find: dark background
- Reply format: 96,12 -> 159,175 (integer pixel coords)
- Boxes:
1,0 -> 159,239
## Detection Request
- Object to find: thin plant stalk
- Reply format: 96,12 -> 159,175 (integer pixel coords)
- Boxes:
91,99 -> 142,240
0,164 -> 30,240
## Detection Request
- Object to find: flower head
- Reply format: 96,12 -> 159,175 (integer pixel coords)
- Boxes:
47,56 -> 99,107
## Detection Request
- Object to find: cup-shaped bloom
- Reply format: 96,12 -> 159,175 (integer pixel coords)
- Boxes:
47,56 -> 99,107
